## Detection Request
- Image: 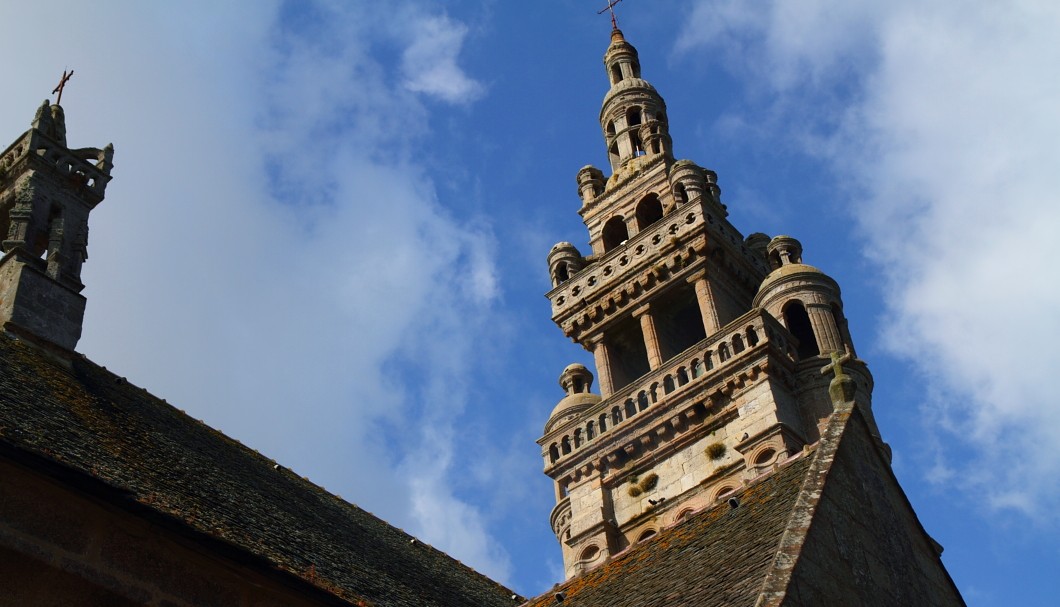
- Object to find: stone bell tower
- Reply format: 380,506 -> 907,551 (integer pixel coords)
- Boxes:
0,101 -> 114,351
538,28 -> 881,579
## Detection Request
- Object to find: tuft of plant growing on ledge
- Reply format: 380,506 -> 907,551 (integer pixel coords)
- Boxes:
639,473 -> 659,492
627,472 -> 660,497
706,442 -> 726,460
627,474 -> 643,497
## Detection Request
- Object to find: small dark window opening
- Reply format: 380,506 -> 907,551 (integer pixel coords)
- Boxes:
549,444 -> 559,463
606,121 -> 616,136
602,216 -> 629,252
747,326 -> 760,346
624,399 -> 636,418
610,63 -> 623,84
586,421 -> 595,440
783,301 -> 820,359
555,262 -> 570,284
673,183 -> 688,205
627,107 -> 642,127
630,132 -> 645,157
635,195 -> 664,230
611,406 -> 623,426
599,413 -> 608,433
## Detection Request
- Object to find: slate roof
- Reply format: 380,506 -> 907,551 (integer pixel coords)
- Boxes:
0,333 -> 517,607
523,451 -> 815,607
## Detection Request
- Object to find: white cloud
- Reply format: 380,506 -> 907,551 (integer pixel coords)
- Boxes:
400,15 -> 485,104
678,0 -> 1060,514
0,0 -> 510,579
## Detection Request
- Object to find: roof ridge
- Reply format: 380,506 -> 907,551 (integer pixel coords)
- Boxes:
752,402 -> 854,607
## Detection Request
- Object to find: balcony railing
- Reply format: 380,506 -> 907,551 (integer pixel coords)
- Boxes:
541,309 -> 795,469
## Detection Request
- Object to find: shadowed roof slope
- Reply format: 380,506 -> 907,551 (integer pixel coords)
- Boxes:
523,453 -> 814,607
0,334 -> 517,607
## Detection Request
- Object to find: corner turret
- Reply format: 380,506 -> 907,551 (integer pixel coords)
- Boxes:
0,101 -> 114,351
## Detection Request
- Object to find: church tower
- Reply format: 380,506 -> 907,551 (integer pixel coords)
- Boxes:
539,28 -> 882,579
0,101 -> 114,351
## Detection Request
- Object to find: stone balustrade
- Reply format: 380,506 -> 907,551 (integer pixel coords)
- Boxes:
0,131 -> 111,202
542,309 -> 795,469
547,200 -> 706,320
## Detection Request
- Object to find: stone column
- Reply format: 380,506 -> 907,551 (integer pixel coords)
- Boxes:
688,271 -> 720,335
634,304 -> 664,370
589,337 -> 615,398
806,302 -> 843,354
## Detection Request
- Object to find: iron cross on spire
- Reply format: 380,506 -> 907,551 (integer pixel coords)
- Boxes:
597,0 -> 625,30
52,69 -> 74,106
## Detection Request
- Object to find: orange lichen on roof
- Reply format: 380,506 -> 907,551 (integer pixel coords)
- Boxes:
523,451 -> 816,607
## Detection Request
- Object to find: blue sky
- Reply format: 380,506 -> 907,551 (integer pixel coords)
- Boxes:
1,1 -> 1058,603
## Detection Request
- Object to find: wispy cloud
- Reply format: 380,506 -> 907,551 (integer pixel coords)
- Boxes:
400,15 -> 485,104
677,0 -> 1060,515
0,0 -> 509,582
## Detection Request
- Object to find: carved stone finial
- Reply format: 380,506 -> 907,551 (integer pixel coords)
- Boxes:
820,350 -> 856,406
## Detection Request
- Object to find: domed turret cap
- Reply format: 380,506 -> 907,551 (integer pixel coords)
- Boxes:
545,364 -> 601,433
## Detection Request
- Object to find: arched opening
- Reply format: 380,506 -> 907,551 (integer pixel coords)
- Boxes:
676,509 -> 694,523
549,444 -> 559,464
718,343 -> 731,362
670,183 -> 686,206
637,391 -> 649,411
651,285 -> 707,361
609,142 -> 620,166
783,301 -> 820,359
573,428 -> 582,449
561,436 -> 571,455
624,399 -> 636,418
755,448 -> 777,466
630,132 -> 645,157
580,545 -> 600,561
598,413 -> 608,433
732,333 -> 745,354
611,406 -> 623,426
677,367 -> 689,386
586,421 -> 595,440
663,375 -> 675,394
610,63 -> 623,84
746,326 -> 759,346
637,529 -> 657,543
606,120 -> 616,137
635,194 -> 664,230
602,216 -> 629,252
554,262 -> 570,284
626,106 -> 642,127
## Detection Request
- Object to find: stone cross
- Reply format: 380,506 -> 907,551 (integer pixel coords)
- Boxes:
820,350 -> 852,380
598,0 -> 625,29
52,69 -> 74,106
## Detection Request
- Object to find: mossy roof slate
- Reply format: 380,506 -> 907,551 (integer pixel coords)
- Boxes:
0,333 -> 517,607
523,452 -> 814,607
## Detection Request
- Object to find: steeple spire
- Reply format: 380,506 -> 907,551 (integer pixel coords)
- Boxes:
599,30 -> 672,173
